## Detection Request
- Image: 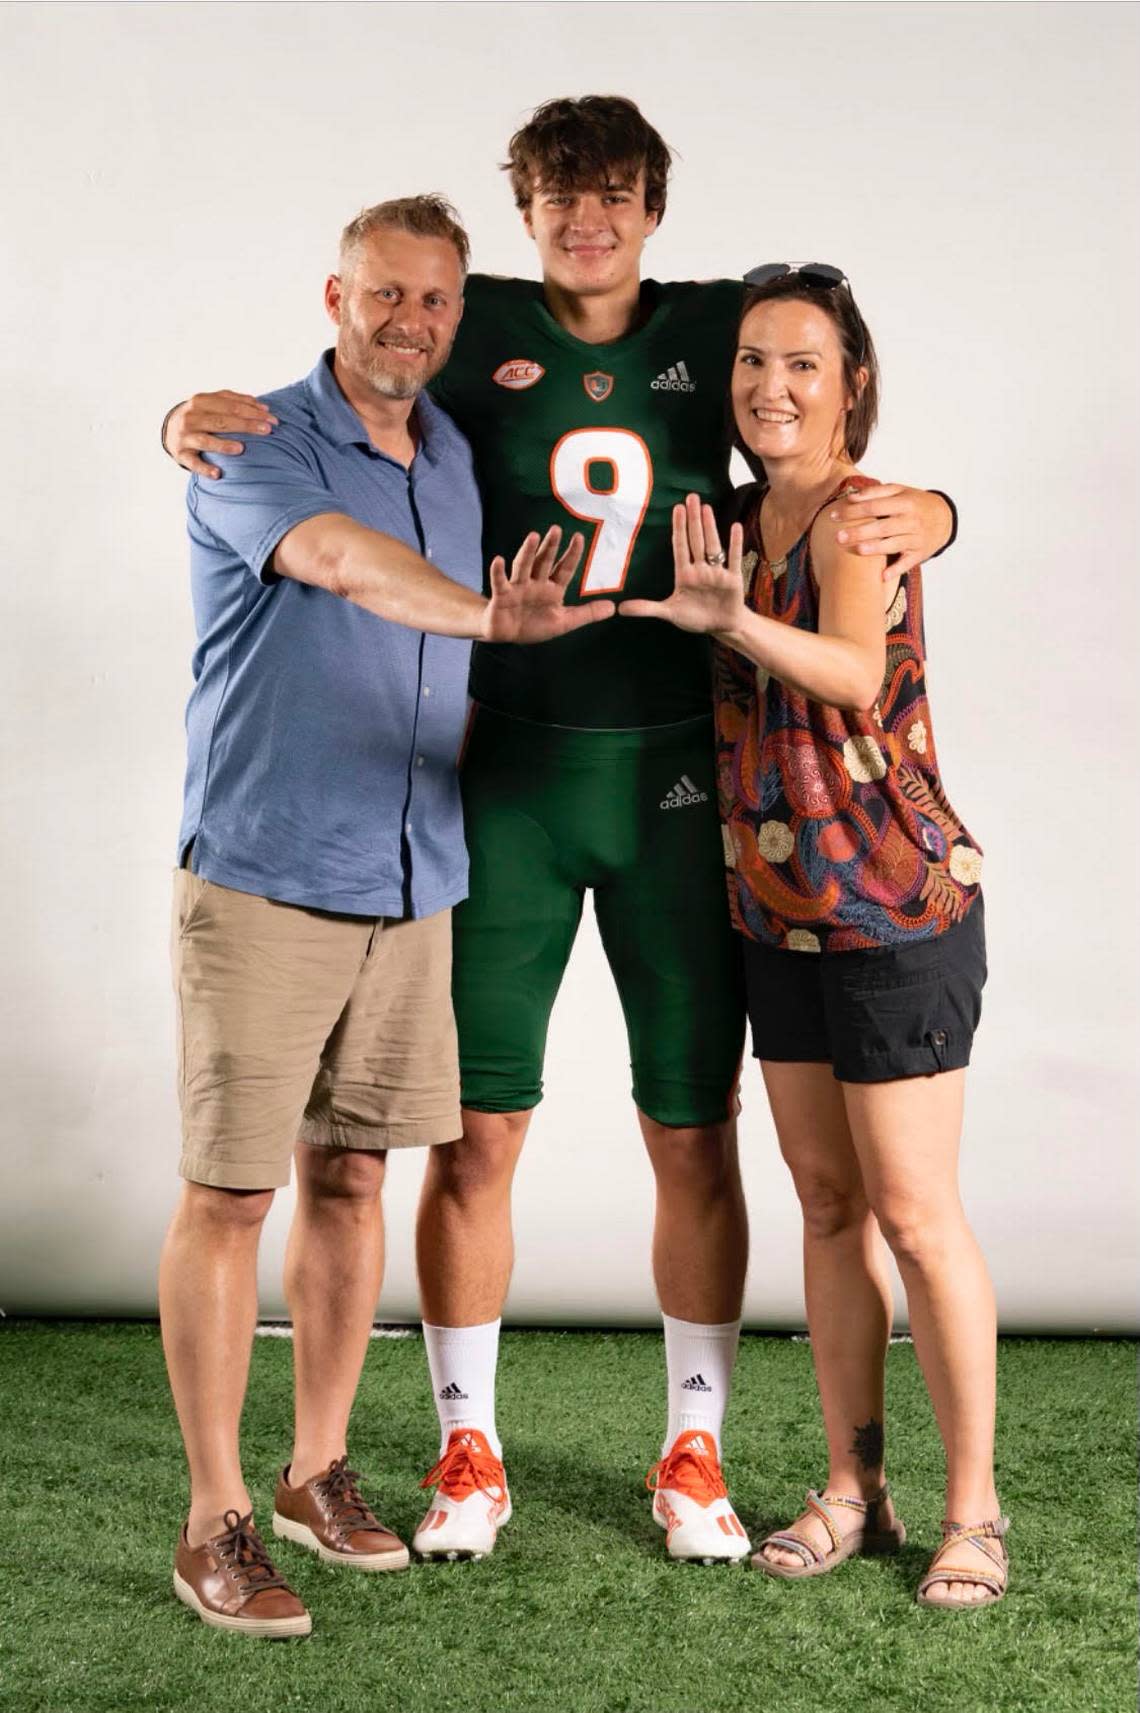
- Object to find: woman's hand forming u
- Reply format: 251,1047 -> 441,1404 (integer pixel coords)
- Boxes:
620,494 -> 746,636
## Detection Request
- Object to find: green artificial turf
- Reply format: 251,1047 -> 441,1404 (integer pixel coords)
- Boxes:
0,1325 -> 1135,1713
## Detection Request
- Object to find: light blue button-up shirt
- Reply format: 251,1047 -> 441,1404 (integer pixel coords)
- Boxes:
179,350 -> 483,918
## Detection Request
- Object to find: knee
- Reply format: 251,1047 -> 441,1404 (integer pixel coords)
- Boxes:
426,1116 -> 526,1202
873,1193 -> 956,1270
179,1181 -> 274,1236
790,1172 -> 868,1241
299,1147 -> 386,1214
645,1122 -> 739,1201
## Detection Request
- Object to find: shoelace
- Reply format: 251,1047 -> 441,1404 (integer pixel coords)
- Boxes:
313,1456 -> 380,1541
646,1439 -> 729,1504
420,1432 -> 504,1503
214,1509 -> 288,1596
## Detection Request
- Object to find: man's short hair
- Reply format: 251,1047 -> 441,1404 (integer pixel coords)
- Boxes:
339,195 -> 471,277
502,95 -> 674,223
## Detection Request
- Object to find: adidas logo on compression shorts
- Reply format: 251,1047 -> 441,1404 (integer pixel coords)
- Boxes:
650,360 -> 696,393
438,1381 -> 469,1401
660,775 -> 709,810
681,1373 -> 713,1393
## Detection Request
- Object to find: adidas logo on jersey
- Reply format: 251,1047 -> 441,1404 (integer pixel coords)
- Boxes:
651,360 -> 696,393
660,775 -> 709,810
438,1381 -> 469,1401
681,1373 -> 713,1393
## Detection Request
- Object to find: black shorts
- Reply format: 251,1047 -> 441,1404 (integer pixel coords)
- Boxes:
742,897 -> 986,1083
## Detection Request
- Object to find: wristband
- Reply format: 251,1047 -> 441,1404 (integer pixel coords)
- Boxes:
160,400 -> 185,460
927,490 -> 958,559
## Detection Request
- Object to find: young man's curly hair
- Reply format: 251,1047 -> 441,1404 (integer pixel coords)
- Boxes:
502,95 -> 674,223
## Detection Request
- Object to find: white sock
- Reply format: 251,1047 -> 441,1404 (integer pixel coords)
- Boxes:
662,1313 -> 741,1456
422,1320 -> 502,1459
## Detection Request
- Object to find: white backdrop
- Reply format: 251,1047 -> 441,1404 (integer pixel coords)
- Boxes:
1,2 -> 1136,1331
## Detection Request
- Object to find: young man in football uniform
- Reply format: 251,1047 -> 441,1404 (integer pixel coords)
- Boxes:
163,96 -> 956,1567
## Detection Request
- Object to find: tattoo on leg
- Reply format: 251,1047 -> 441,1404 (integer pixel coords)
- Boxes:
851,1416 -> 884,1471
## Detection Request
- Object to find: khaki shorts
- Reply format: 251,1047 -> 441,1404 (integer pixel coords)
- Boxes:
172,869 -> 462,1190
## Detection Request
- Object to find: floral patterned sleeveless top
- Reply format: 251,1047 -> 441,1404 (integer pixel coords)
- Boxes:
714,474 -> 982,952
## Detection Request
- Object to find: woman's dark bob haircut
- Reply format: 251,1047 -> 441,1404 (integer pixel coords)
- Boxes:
734,276 -> 880,468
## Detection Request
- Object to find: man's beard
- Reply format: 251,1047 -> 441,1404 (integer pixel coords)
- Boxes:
349,323 -> 454,401
363,347 -> 427,400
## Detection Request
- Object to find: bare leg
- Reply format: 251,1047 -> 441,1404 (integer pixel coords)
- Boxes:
755,1064 -> 898,1567
407,1111 -> 529,1556
639,1114 -> 748,1322
844,1070 -> 999,1605
284,1143 -> 387,1484
415,1109 -> 531,1325
158,1181 -> 274,1545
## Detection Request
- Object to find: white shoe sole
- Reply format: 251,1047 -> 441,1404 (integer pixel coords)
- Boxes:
414,1497 -> 512,1562
172,1570 -> 311,1637
272,1512 -> 410,1571
652,1499 -> 751,1565
415,1545 -> 487,1563
666,1542 -> 750,1565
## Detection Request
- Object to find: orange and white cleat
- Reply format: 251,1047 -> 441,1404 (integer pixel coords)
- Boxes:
412,1428 -> 512,1562
647,1430 -> 750,1563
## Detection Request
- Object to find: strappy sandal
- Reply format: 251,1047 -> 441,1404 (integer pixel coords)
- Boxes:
915,1515 -> 1010,1609
750,1484 -> 906,1579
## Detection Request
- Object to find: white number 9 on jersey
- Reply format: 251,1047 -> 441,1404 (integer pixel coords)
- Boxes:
549,428 -> 654,596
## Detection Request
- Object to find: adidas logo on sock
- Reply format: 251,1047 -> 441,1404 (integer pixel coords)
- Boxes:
682,1373 -> 713,1393
438,1381 -> 469,1401
660,775 -> 709,810
650,359 -> 696,394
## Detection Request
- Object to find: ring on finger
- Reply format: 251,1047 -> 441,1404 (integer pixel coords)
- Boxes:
704,550 -> 727,566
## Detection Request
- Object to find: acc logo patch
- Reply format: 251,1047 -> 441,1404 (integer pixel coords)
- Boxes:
583,371 -> 614,402
492,359 -> 545,390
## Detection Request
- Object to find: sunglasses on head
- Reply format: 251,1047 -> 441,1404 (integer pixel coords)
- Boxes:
744,262 -> 850,291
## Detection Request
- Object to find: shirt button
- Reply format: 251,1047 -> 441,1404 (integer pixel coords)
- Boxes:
416,755 -> 425,767
406,821 -> 413,836
422,685 -> 431,698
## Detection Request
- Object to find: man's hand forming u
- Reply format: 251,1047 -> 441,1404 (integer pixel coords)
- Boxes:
482,526 -> 614,644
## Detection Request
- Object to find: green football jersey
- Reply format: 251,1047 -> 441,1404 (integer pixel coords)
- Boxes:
431,273 -> 743,729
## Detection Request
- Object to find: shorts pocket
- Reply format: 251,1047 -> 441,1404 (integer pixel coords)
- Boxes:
174,868 -> 212,940
842,936 -> 946,1002
837,977 -> 943,1059
825,905 -> 986,1080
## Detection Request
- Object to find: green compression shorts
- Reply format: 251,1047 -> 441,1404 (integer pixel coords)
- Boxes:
453,706 -> 746,1127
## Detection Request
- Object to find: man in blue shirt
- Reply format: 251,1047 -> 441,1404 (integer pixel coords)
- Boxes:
162,194 -> 610,1638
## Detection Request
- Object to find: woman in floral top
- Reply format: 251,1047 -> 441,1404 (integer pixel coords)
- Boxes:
622,269 -> 1005,1609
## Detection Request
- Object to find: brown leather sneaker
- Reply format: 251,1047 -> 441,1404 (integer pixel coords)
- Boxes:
173,1509 -> 311,1637
273,1455 -> 410,1571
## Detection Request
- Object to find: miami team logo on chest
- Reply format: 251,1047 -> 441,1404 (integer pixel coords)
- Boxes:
492,359 -> 545,390
583,371 -> 614,402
